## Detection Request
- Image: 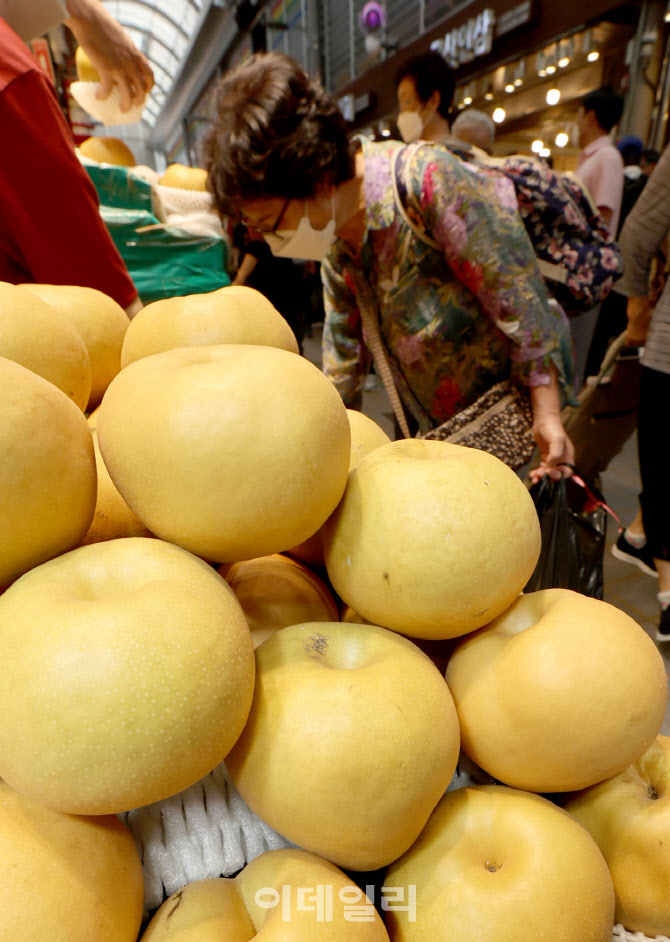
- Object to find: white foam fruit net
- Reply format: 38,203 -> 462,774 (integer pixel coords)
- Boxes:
70,81 -> 146,126
118,761 -> 294,915
612,928 -> 670,942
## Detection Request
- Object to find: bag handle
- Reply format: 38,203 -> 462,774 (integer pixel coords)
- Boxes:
349,267 -> 411,439
558,464 -> 623,530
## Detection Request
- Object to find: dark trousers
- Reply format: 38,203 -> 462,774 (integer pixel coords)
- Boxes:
638,365 -> 670,561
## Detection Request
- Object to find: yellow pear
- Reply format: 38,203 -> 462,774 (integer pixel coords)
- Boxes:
385,785 -> 614,941
0,356 -> 96,589
79,135 -> 136,167
0,281 -> 90,410
447,589 -> 668,792
564,735 -> 670,936
0,779 -> 143,942
226,621 -> 460,870
120,285 -> 299,367
97,344 -> 351,562
0,537 -> 255,814
219,554 -> 339,647
75,45 -> 100,82
324,439 -> 540,639
80,429 -> 152,545
21,283 -> 129,409
159,163 -> 209,191
141,849 -> 389,940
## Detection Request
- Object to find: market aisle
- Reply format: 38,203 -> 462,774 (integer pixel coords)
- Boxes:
303,324 -> 670,736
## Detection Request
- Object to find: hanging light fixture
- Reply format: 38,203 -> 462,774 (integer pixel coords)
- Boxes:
665,1 -> 670,22
555,131 -> 569,147
546,88 -> 561,106
583,29 -> 600,62
531,139 -> 544,153
492,107 -> 506,124
558,37 -> 573,68
544,44 -> 557,75
514,60 -> 525,87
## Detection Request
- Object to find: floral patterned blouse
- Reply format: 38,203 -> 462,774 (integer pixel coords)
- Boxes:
321,139 -> 575,435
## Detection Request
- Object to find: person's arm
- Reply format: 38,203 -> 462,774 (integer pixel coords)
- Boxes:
529,365 -> 575,482
125,296 -> 143,319
321,258 -> 371,410
617,145 -> 670,344
412,146 -> 575,473
232,253 -> 258,287
64,0 -> 153,111
597,205 -> 613,230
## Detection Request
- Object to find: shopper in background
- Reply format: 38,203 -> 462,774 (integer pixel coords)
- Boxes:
204,52 -> 575,480
395,51 -> 454,145
451,108 -> 495,154
231,223 -> 307,352
571,85 -> 625,390
610,144 -> 670,642
583,134 -> 648,378
574,86 -> 624,235
0,0 -> 153,315
640,148 -> 660,176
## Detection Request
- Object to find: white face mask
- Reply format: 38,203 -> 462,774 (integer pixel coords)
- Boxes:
263,199 -> 336,261
397,109 -> 425,144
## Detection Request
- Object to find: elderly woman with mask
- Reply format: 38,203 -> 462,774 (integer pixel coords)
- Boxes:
204,52 -> 575,479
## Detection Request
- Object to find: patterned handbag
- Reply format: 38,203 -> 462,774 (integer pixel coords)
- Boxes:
422,380 -> 536,470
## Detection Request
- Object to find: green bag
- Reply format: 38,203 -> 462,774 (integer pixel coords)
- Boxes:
85,164 -> 230,303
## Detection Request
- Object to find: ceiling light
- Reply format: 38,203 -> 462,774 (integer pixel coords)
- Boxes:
531,139 -> 544,153
463,96 -> 472,105
514,78 -> 523,87
545,64 -> 556,75
540,147 -> 551,158
555,131 -> 569,147
587,50 -> 600,62
557,37 -> 573,67
484,91 -> 494,101
538,68 -> 547,77
492,107 -> 506,124
546,88 -> 561,106
505,83 -> 515,93
665,1 -> 670,21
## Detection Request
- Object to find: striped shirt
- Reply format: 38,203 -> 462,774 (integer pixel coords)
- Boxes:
617,143 -> 670,375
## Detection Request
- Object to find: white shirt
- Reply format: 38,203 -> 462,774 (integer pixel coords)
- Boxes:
576,135 -> 624,237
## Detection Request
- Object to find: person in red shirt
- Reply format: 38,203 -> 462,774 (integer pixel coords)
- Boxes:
0,1 -> 153,316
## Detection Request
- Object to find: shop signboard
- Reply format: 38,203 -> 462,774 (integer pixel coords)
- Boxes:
429,1 -> 536,69
430,8 -> 496,68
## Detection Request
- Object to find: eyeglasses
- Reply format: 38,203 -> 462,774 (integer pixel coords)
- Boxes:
242,198 -> 291,235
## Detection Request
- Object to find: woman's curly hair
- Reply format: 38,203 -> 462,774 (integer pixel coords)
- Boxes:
203,53 -> 356,217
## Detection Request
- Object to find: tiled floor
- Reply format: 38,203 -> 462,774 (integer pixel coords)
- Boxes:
304,324 -> 670,735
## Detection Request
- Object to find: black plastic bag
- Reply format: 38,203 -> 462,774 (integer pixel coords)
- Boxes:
524,474 -> 608,599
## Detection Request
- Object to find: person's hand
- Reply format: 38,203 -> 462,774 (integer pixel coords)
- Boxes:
625,295 -> 652,347
529,414 -> 575,484
65,0 -> 154,112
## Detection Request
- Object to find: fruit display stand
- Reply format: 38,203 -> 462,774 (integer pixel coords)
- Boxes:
81,159 -> 230,302
3,323 -> 670,941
